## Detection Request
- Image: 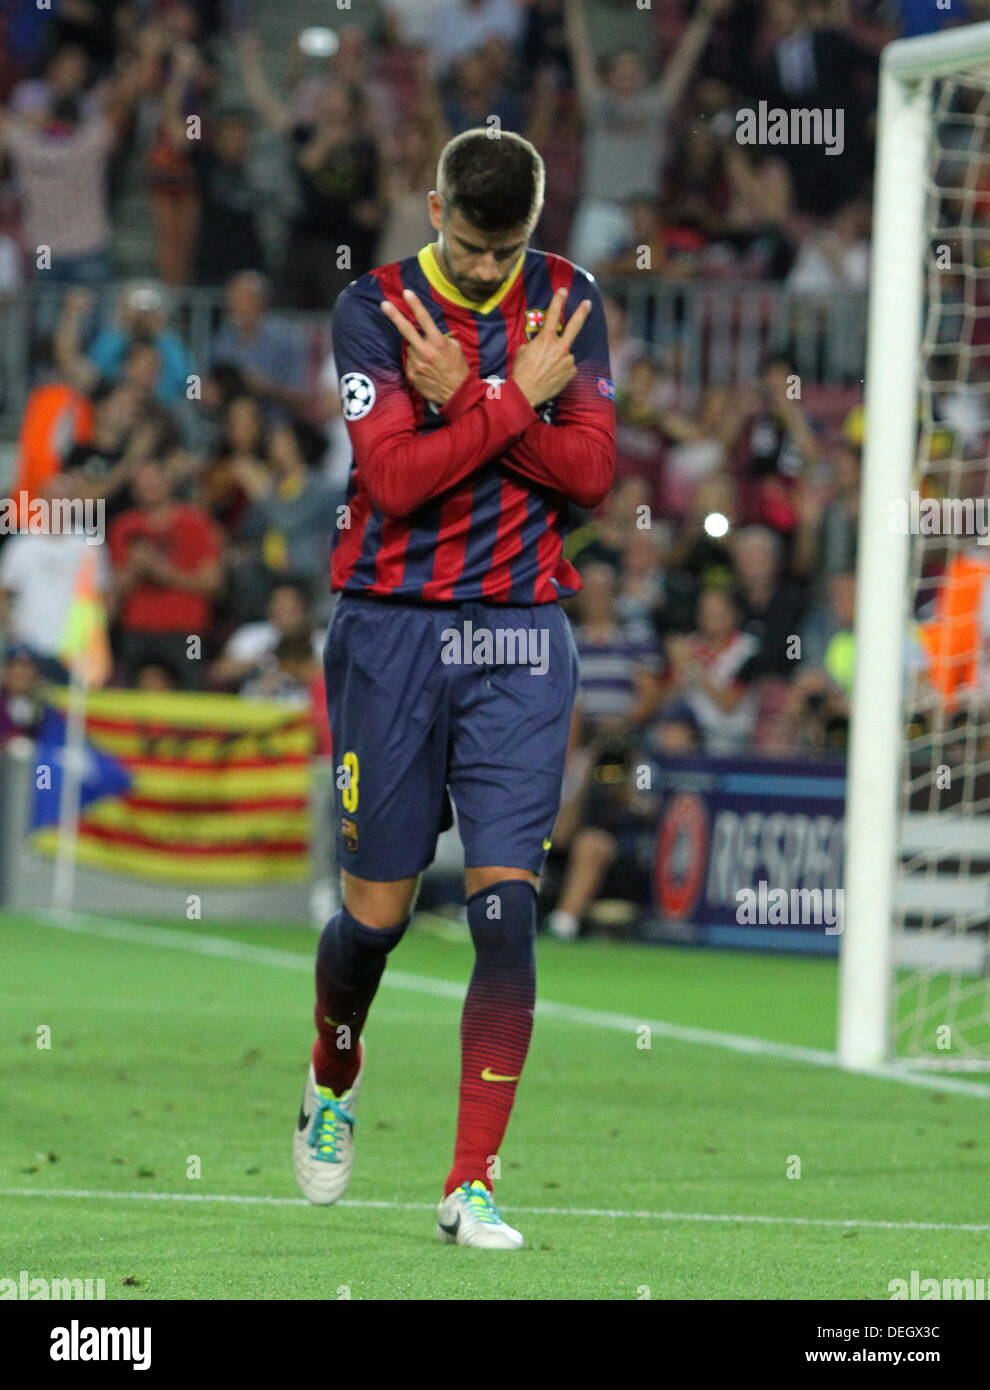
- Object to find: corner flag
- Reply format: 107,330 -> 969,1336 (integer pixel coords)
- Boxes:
58,547 -> 111,689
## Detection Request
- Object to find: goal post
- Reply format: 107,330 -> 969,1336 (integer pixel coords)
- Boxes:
840,22 -> 990,1072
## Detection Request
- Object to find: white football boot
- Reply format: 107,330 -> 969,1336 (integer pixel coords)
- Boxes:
293,1045 -> 363,1205
436,1180 -> 525,1249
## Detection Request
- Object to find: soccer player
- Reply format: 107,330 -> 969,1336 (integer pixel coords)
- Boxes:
293,128 -> 615,1248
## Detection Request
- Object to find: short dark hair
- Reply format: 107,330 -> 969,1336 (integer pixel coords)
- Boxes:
436,128 -> 545,234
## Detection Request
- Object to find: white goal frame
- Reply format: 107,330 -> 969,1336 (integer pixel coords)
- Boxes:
839,21 -> 990,1071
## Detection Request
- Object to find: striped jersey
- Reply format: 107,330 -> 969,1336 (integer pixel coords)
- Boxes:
574,621 -> 663,721
329,243 -> 615,604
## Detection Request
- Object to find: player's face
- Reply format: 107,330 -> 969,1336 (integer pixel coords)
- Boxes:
430,198 -> 529,304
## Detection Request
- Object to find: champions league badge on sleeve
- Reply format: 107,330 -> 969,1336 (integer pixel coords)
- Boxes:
340,373 -> 376,421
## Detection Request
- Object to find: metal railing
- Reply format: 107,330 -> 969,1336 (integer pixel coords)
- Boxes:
615,277 -> 868,395
0,277 -> 869,441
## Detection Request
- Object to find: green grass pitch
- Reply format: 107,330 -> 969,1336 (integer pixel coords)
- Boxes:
3,909 -> 989,1300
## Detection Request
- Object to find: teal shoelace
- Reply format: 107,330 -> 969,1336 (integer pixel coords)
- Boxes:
308,1095 -> 356,1163
462,1181 -> 503,1225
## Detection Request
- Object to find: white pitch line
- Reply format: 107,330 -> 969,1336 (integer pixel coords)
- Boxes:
3,1187 -> 989,1234
29,909 -> 990,1100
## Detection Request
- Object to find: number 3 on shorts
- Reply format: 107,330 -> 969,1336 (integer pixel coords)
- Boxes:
340,751 -> 360,813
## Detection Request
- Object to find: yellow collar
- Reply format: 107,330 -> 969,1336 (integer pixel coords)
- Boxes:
416,243 -> 524,315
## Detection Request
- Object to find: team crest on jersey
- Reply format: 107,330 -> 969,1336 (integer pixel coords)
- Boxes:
340,372 -> 375,421
341,816 -> 359,852
525,307 -> 565,340
596,377 -> 615,400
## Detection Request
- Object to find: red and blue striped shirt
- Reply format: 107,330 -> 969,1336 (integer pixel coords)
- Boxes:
329,244 -> 615,605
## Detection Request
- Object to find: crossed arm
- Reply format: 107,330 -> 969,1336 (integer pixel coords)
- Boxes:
355,287 -> 612,516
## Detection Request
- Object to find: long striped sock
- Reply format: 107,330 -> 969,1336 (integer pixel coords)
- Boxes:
312,905 -> 407,1095
444,879 -> 537,1196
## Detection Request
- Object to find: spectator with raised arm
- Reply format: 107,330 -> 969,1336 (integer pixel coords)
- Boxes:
237,32 -> 382,311
431,0 -> 526,76
80,281 -> 194,406
285,25 -> 397,146
192,108 -> 268,286
9,44 -> 95,121
144,33 -> 210,287
562,0 -> 730,268
0,55 -> 144,307
52,288 -> 190,467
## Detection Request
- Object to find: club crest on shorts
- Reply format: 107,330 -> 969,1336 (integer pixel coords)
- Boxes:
340,372 -> 376,421
341,816 -> 359,852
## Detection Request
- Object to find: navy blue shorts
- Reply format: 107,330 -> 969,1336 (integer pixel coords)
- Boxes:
324,595 -> 579,881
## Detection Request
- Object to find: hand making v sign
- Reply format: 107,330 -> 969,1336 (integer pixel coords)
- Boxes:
381,289 -> 469,406
381,284 -> 593,411
510,287 -> 592,408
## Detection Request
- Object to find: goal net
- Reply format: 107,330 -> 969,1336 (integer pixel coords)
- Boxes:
841,24 -> 990,1072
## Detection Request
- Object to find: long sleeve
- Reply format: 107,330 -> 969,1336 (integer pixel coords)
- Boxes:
442,270 -> 616,509
332,281 -> 538,519
498,412 -> 614,509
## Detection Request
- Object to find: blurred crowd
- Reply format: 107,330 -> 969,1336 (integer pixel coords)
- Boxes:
4,0 -> 965,298
1,0 -> 989,933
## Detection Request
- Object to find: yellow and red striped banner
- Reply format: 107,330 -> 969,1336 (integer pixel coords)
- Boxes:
35,690 -> 314,883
